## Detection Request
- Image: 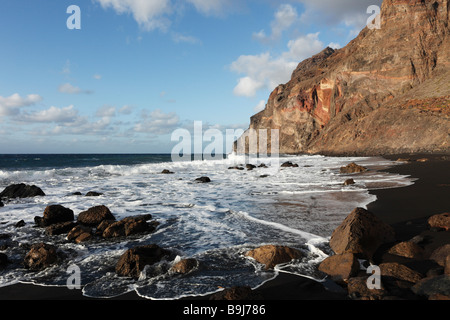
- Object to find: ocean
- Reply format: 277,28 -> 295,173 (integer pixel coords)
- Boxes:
0,153 -> 414,299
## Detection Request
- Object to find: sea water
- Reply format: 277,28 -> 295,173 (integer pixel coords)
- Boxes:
0,154 -> 414,299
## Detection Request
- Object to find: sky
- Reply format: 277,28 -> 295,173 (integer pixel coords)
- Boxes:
0,0 -> 382,154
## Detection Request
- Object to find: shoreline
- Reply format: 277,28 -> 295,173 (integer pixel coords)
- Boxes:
0,153 -> 449,302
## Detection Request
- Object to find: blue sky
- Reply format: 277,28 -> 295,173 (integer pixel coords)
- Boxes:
0,0 -> 382,154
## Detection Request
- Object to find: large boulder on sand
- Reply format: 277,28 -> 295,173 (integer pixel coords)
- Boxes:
318,252 -> 360,282
245,245 -> 303,270
427,213 -> 450,231
77,205 -> 115,226
116,244 -> 171,278
329,207 -> 395,259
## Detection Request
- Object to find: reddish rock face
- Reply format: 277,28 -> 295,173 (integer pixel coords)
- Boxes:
236,0 -> 450,155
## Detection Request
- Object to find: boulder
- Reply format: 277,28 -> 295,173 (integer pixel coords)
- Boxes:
170,258 -> 198,274
280,161 -> 299,168
228,166 -> 244,170
67,225 -> 92,243
329,207 -> 395,259
116,244 -> 171,278
430,244 -> 450,267
387,241 -> 425,260
318,253 -> 360,282
245,245 -> 303,270
344,179 -> 355,186
38,205 -> 74,226
195,177 -> 211,183
427,213 -> 450,231
102,215 -> 155,238
77,205 -> 115,226
0,183 -> 45,199
23,243 -> 58,271
412,275 -> 450,298
379,262 -> 423,284
45,221 -> 77,236
246,164 -> 256,170
347,276 -> 387,300
339,163 -> 367,174
85,191 -> 102,197
161,169 -> 174,174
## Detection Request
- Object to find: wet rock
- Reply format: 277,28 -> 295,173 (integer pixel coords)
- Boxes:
430,244 -> 450,267
339,163 -> 367,174
347,276 -> 387,300
344,179 -> 355,186
161,169 -> 174,174
280,161 -> 299,168
427,213 -> 450,231
246,164 -> 256,170
412,275 -> 450,298
379,262 -> 423,284
329,207 -> 395,259
245,245 -> 303,270
195,177 -> 211,183
228,166 -> 244,170
15,220 -> 25,228
387,241 -> 425,259
77,205 -> 115,227
0,200 -> 3,207
170,258 -> 198,274
0,183 -> 45,199
67,225 -> 92,243
23,243 -> 58,271
102,215 -> 155,239
85,191 -> 102,197
116,244 -> 171,278
45,221 -> 77,236
39,205 -> 74,226
318,253 -> 360,283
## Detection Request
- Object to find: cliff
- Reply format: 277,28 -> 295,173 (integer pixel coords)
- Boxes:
235,0 -> 450,156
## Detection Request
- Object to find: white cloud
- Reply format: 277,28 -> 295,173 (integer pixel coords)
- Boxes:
172,32 -> 201,45
134,109 -> 180,134
186,0 -> 240,16
93,74 -> 102,80
231,33 -> 324,97
253,4 -> 298,43
0,93 -> 43,116
119,105 -> 133,115
95,0 -> 173,31
17,105 -> 79,123
96,105 -> 116,118
58,83 -> 93,95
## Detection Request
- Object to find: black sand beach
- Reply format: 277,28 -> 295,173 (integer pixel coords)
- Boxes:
0,154 -> 449,306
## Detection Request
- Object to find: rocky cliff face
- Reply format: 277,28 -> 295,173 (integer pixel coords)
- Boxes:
235,0 -> 450,156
